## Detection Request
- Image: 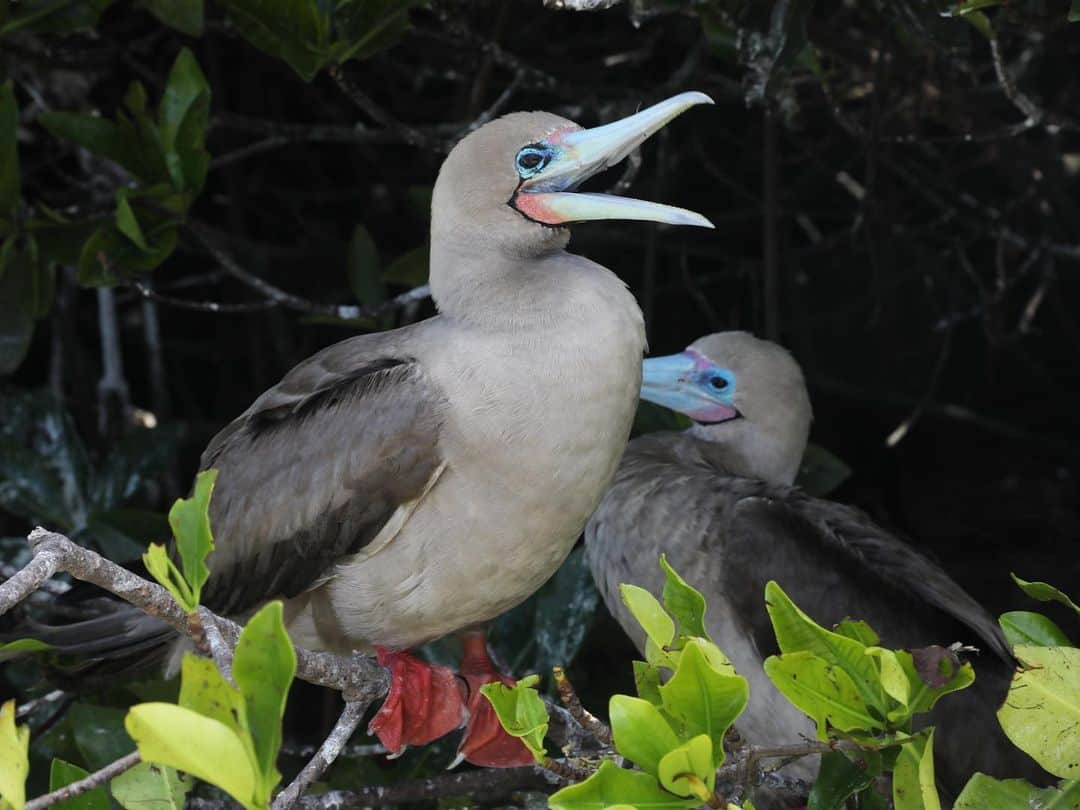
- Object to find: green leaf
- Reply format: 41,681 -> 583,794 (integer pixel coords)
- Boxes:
608,695 -> 681,776
381,243 -> 429,286
346,224 -> 382,306
0,638 -> 52,654
143,543 -> 196,612
1011,574 -> 1080,615
0,0 -> 113,34
115,192 -> 150,251
38,113 -> 136,176
807,750 -> 879,810
479,674 -> 549,763
659,555 -> 709,640
892,731 -> 940,810
834,619 -> 880,646
865,647 -> 910,710
1000,611 -> 1072,648
125,704 -> 259,810
659,639 -> 747,765
177,655 -> 249,741
232,602 -> 297,803
77,222 -> 179,286
997,645 -> 1080,779
955,773 -> 1080,809
1070,0 -> 1080,22
657,735 -> 714,799
548,760 -> 697,810
764,581 -> 885,716
49,759 -> 109,810
529,546 -> 600,674
69,704 -> 135,770
634,660 -> 663,705
894,649 -> 974,717
0,700 -> 29,810
620,584 -> 675,651
0,82 -> 18,216
796,443 -> 852,497
167,468 -> 217,606
764,651 -> 882,739
220,0 -> 330,82
138,0 -> 203,35
111,762 -> 192,810
329,0 -> 423,63
159,49 -> 211,194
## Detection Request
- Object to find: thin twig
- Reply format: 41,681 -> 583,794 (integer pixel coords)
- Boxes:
24,751 -> 141,810
16,689 -> 67,720
273,701 -> 369,810
552,667 -> 611,746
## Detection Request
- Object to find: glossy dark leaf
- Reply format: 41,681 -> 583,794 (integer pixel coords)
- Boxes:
38,113 -> 138,177
808,750 -> 880,810
530,547 -> 600,673
138,0 -> 203,35
92,423 -> 182,510
69,703 -> 135,771
220,0 -> 329,82
0,0 -> 114,34
1071,0 -> 1080,22
330,0 -> 423,63
159,49 -> 211,194
999,610 -> 1072,648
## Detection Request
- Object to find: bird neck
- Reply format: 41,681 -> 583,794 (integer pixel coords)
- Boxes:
687,416 -> 807,486
429,234 -> 597,331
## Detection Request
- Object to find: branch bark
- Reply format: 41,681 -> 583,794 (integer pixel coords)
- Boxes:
25,752 -> 142,810
273,701 -> 369,810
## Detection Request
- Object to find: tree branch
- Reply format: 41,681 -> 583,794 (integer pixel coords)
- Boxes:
273,701 -> 369,810
24,752 -> 142,810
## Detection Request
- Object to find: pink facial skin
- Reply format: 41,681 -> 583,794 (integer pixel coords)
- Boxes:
511,192 -> 562,225
684,348 -> 739,424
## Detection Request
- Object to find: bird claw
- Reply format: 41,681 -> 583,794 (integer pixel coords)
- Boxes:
368,647 -> 467,757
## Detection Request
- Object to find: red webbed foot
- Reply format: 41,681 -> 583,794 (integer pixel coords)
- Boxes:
368,647 -> 467,757
454,631 -> 535,768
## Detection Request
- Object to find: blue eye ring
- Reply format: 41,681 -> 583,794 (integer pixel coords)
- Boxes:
515,145 -> 552,178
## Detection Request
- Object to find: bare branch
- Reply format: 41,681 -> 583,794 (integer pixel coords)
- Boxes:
25,752 -> 141,810
552,667 -> 611,746
273,701 -> 369,810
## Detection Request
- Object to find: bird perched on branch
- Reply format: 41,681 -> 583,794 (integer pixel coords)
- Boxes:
26,94 -> 715,767
585,331 -> 1044,798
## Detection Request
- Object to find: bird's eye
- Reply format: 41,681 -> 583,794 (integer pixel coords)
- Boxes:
709,376 -> 729,391
516,146 -> 551,176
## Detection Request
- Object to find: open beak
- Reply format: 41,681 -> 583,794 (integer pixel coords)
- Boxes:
511,92 -> 714,228
641,351 -> 739,424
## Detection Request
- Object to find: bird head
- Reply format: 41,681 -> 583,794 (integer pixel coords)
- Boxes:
431,92 -> 714,258
641,331 -> 812,484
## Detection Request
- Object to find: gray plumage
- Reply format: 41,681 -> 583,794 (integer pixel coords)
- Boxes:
586,332 -> 1044,799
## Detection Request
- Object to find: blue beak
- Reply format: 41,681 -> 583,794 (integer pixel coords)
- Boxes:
641,351 -> 739,424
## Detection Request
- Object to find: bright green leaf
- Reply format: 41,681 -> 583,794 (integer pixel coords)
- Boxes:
0,700 -> 29,810
659,639 -> 747,765
620,584 -> 675,651
548,760 -> 697,810
138,0 -> 204,35
167,468 -> 217,606
233,602 -> 297,802
865,647 -> 910,709
633,660 -> 663,705
998,645 -> 1080,779
764,581 -> 885,716
1012,574 -> 1080,615
659,555 -> 709,640
111,762 -> 192,810
177,655 -> 248,742
892,731 -> 940,810
143,543 -> 196,612
609,695 -> 681,776
657,734 -> 714,799
834,619 -> 880,647
1000,611 -> 1072,648
0,82 -> 18,215
49,759 -> 109,810
807,750 -> 880,810
0,638 -> 51,654
125,704 -> 258,810
480,674 -> 548,763
764,651 -> 882,739
954,773 -> 1080,809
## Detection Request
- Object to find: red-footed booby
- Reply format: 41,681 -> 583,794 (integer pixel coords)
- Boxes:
585,332 -> 1044,797
25,94 -> 715,768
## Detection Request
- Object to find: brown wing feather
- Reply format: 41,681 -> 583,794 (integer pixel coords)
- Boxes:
198,331 -> 446,616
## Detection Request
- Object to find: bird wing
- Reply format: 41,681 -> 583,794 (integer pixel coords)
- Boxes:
587,432 -> 1011,663
197,328 -> 447,616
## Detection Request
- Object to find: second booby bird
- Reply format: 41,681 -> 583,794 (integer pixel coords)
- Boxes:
586,331 -> 1043,797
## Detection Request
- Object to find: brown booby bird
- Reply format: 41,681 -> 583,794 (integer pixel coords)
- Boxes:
27,94 -> 715,767
585,332 -> 1042,796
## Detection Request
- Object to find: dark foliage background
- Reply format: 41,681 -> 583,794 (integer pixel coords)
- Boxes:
2,0 -> 1080,799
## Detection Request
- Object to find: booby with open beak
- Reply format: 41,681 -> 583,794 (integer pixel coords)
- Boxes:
586,332 -> 1044,799
24,94 -> 714,768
